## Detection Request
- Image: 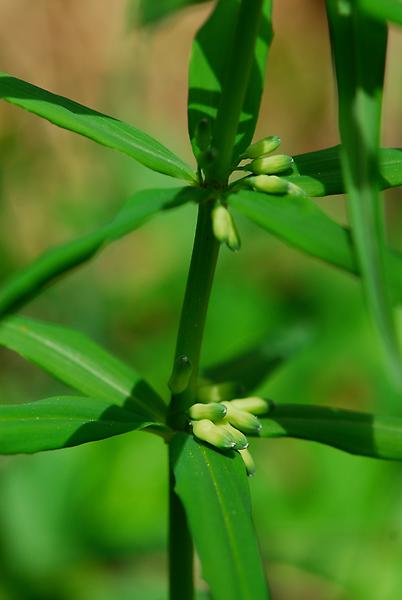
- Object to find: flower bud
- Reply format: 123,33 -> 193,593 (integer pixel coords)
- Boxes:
168,355 -> 192,394
222,402 -> 262,434
197,381 -> 242,403
216,420 -> 249,450
230,397 -> 271,415
238,448 -> 256,477
189,402 -> 227,421
212,205 -> 231,244
195,117 -> 212,152
192,419 -> 236,449
242,136 -> 281,159
245,174 -> 289,195
226,211 -> 241,252
249,154 -> 294,175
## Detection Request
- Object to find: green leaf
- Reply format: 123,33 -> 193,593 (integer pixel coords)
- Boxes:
204,324 -> 313,394
0,396 -> 166,455
188,0 -> 272,163
134,0 -> 208,26
171,433 -> 269,599
259,403 -> 402,461
0,72 -> 196,182
288,145 -> 402,197
0,316 -> 166,422
326,2 -> 401,384
229,189 -> 402,304
0,186 -> 197,317
360,0 -> 402,26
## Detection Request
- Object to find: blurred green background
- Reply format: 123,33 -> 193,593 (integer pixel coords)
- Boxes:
0,1 -> 402,598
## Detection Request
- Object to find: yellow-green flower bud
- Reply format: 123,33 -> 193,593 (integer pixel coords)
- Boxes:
217,421 -> 248,450
212,205 -> 231,244
222,402 -> 262,434
230,397 -> 271,416
192,419 -> 236,449
197,381 -> 242,403
189,402 -> 227,421
245,174 -> 289,195
238,448 -> 256,477
168,355 -> 192,394
226,211 -> 241,252
195,117 -> 212,152
242,136 -> 281,159
249,154 -> 294,175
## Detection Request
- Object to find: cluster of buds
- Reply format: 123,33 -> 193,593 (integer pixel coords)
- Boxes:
189,396 -> 272,476
239,136 -> 304,197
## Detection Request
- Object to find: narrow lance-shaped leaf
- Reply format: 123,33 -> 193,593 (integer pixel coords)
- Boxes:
229,189 -> 402,305
0,396 -> 167,455
0,72 -> 196,182
359,0 -> 402,26
258,403 -> 402,461
171,433 -> 269,599
326,1 -> 402,385
188,0 -> 272,165
288,145 -> 402,197
0,186 -> 200,317
0,316 -> 167,422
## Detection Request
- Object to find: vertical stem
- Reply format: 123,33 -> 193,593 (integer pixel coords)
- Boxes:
208,0 -> 264,183
167,2 -> 264,598
169,200 -> 220,429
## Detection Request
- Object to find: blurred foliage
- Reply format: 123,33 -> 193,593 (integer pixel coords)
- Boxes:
0,0 -> 401,599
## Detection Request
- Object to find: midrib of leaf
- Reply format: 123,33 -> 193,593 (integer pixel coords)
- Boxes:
199,444 -> 251,599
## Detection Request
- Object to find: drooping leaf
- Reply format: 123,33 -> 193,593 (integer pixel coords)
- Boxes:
134,0 -> 208,27
0,396 -> 168,455
288,145 -> 402,197
259,403 -> 402,461
326,1 -> 401,384
188,0 -> 273,165
0,316 -> 166,421
0,72 -> 196,182
229,189 -> 402,304
204,324 -> 313,394
0,186 -> 198,317
171,433 -> 269,599
360,0 -> 402,26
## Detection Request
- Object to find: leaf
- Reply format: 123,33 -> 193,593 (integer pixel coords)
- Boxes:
134,0 -> 208,27
0,186 -> 198,317
360,0 -> 402,26
188,0 -> 273,163
204,323 -> 313,394
288,145 -> 402,197
229,189 -> 402,304
0,396 -> 167,455
0,72 -> 196,182
326,2 -> 402,384
171,433 -> 269,599
259,403 -> 402,461
0,316 -> 166,422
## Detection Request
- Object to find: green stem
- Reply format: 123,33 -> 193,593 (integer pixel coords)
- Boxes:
208,0 -> 264,184
167,2 -> 263,597
169,200 -> 220,429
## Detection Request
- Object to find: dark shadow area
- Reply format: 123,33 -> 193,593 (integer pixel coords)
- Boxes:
204,323 -> 313,395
